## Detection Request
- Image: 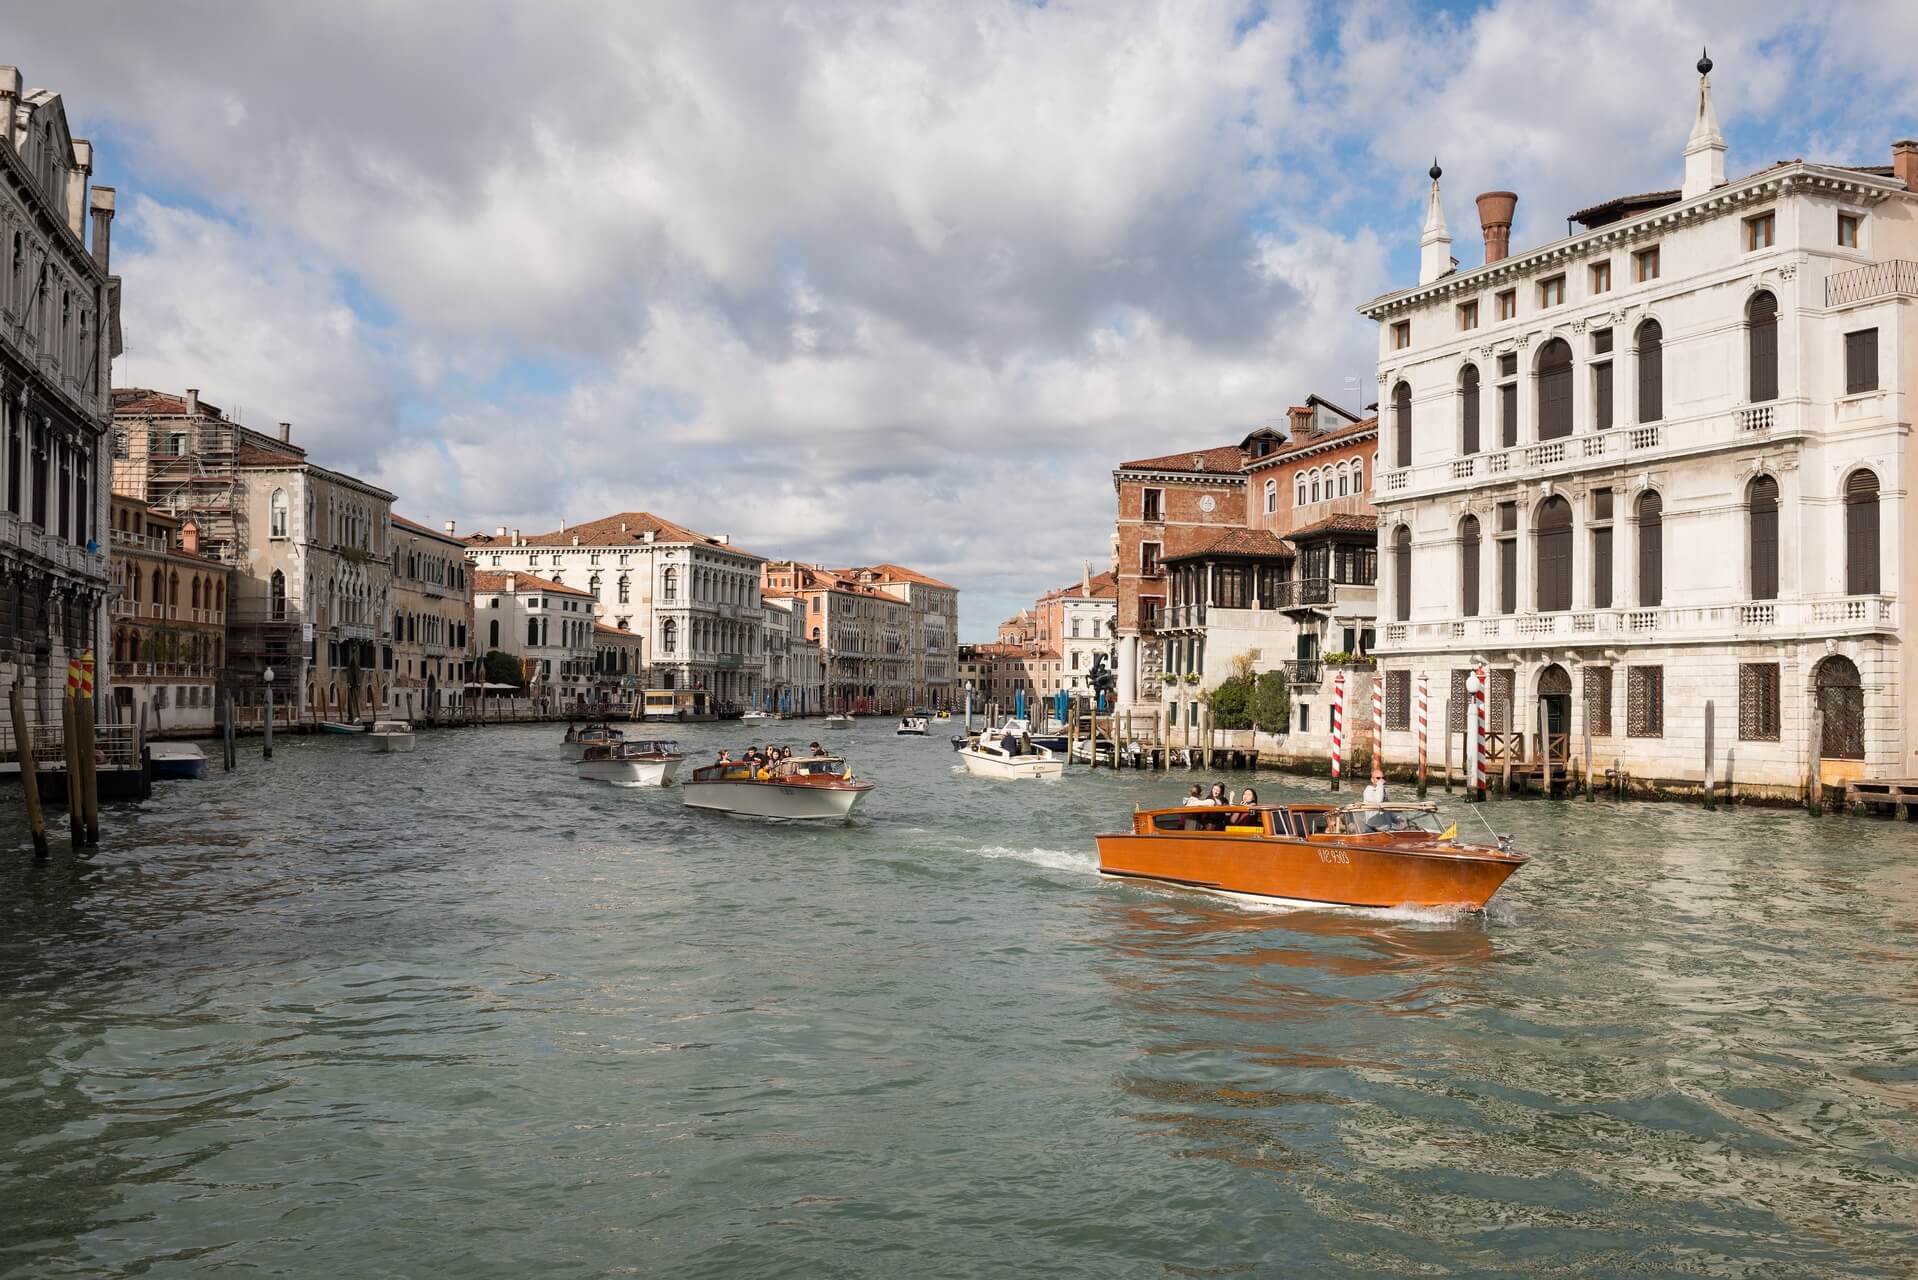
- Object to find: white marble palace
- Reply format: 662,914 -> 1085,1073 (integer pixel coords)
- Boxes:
1362,54 -> 1915,797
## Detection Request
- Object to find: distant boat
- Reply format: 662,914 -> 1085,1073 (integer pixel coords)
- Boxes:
895,716 -> 929,736
825,713 -> 854,730
741,710 -> 774,723
578,739 -> 683,788
561,723 -> 623,761
369,720 -> 416,753
958,720 -> 1065,780
317,720 -> 363,735
683,754 -> 874,820
149,743 -> 207,780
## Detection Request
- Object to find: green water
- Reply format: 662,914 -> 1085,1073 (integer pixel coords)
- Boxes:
2,723 -> 1915,1277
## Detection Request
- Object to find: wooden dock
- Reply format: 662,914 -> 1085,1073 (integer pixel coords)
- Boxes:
1845,778 -> 1918,819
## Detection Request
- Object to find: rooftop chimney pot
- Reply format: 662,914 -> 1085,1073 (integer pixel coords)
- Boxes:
1476,191 -> 1518,264
277,421 -> 291,443
1894,140 -> 1918,192
494,525 -> 506,538
443,520 -> 456,535
185,388 -> 200,417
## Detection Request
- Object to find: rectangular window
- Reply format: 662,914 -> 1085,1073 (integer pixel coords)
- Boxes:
1626,666 -> 1664,737
1385,669 -> 1411,731
1743,211 -> 1776,251
1141,487 -> 1163,522
1589,260 -> 1612,293
1537,275 -> 1566,308
1391,320 -> 1411,350
1495,289 -> 1516,321
1498,352 -> 1517,379
1457,300 -> 1479,331
1593,360 -> 1614,430
1739,663 -> 1781,741
1499,381 -> 1518,449
1592,526 -> 1613,609
1140,542 -> 1162,577
1845,329 -> 1879,394
1837,212 -> 1861,248
1632,245 -> 1660,282
1498,538 -> 1517,614
1584,666 -> 1613,737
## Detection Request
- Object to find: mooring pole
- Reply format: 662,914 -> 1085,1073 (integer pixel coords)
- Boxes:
11,681 -> 49,858
79,696 -> 99,845
1702,699 -> 1717,810
1582,705 -> 1594,802
62,695 -> 84,848
264,683 -> 275,760
1808,708 -> 1825,817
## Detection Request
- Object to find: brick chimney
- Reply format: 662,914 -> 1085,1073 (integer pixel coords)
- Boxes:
185,388 -> 200,417
1894,140 -> 1918,192
1476,191 -> 1517,264
88,186 -> 114,272
278,421 -> 291,443
1288,405 -> 1313,437
443,519 -> 456,535
180,520 -> 200,555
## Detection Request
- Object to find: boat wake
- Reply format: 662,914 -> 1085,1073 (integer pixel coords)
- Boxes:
973,845 -> 1101,876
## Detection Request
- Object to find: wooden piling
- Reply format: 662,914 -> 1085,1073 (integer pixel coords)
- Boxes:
1537,698 -> 1551,799
11,681 -> 49,858
1442,718 -> 1453,793
1808,709 -> 1824,816
1613,755 -> 1622,802
1582,709 -> 1593,802
62,695 -> 84,847
78,696 -> 99,845
1702,699 -> 1717,810
264,684 -> 275,759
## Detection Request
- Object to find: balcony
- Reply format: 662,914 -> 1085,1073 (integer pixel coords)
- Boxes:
1284,659 -> 1323,686
1827,259 -> 1918,308
1161,603 -> 1206,631
112,661 -> 219,681
110,528 -> 168,553
1375,594 -> 1898,653
1377,400 -> 1813,504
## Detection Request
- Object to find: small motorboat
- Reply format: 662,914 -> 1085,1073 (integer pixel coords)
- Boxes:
683,754 -> 875,821
934,710 -> 952,721
1095,801 -> 1529,911
825,713 -> 854,730
149,742 -> 207,780
578,738 -> 683,787
741,710 -> 774,723
317,720 -> 363,735
958,720 -> 1065,780
561,722 -> 623,761
369,720 -> 416,752
896,716 -> 929,736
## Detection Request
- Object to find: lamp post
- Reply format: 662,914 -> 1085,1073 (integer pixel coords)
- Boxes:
262,665 -> 275,759
964,680 -> 974,729
1464,667 -> 1483,803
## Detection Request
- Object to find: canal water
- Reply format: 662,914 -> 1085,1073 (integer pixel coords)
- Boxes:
2,723 -> 1915,1278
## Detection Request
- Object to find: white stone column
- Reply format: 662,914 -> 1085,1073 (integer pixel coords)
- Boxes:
1119,633 -> 1139,708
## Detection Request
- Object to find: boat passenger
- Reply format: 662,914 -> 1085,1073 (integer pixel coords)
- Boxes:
810,742 -> 827,756
1207,783 -> 1227,806
1239,787 -> 1259,806
1181,784 -> 1207,806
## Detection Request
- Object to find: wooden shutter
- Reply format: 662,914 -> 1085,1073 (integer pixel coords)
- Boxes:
1537,341 -> 1574,440
1461,367 -> 1480,455
1592,526 -> 1613,608
1637,322 -> 1663,422
1535,498 -> 1573,612
1846,471 -> 1880,594
1748,293 -> 1779,402
1498,538 -> 1516,614
1392,527 -> 1411,621
1748,476 -> 1779,600
1498,383 -> 1517,448
1594,362 -> 1613,430
1460,517 -> 1480,616
1393,383 -> 1412,468
1846,329 -> 1878,395
1637,492 -> 1662,606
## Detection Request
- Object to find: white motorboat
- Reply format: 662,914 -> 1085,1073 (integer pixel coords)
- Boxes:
741,710 -> 774,723
825,713 -> 855,730
561,723 -> 623,761
959,719 -> 1065,779
149,742 -> 207,780
895,716 -> 929,736
683,754 -> 875,820
578,738 -> 683,787
369,720 -> 416,752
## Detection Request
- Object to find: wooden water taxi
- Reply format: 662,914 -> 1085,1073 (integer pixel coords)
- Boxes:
896,716 -> 929,736
578,738 -> 683,787
1095,801 -> 1528,911
369,720 -> 416,752
561,722 -> 623,761
683,754 -> 874,820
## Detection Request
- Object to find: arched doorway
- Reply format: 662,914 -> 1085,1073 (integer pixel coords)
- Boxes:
1537,663 -> 1572,761
1813,655 -> 1864,760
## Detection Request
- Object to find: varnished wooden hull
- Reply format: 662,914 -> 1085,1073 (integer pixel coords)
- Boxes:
1094,831 -> 1525,911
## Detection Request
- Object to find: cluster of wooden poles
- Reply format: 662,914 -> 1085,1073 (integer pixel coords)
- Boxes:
9,678 -> 101,859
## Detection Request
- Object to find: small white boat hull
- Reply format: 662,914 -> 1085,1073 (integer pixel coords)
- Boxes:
370,732 -> 415,753
578,756 -> 681,787
682,779 -> 869,820
149,743 -> 208,780
825,716 -> 854,731
958,746 -> 1065,780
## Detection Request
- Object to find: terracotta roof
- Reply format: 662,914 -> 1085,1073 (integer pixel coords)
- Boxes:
1284,512 -> 1379,541
593,622 -> 641,638
961,642 -> 1055,659
1568,187 -> 1682,227
1249,417 -> 1379,468
846,562 -> 958,591
471,569 -> 595,599
234,441 -> 308,466
112,387 -> 225,419
391,514 -> 465,544
1117,441 -> 1249,475
512,511 -> 763,558
1162,528 -> 1296,562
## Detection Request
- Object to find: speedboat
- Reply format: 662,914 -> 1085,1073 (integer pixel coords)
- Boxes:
825,713 -> 854,730
934,710 -> 951,721
578,738 -> 683,787
1095,801 -> 1529,911
896,716 -> 929,736
561,722 -> 623,761
149,742 -> 207,780
742,710 -> 774,723
958,721 -> 1065,780
369,720 -> 416,752
683,754 -> 875,820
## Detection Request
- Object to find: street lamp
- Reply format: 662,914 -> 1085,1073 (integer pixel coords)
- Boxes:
262,665 -> 276,759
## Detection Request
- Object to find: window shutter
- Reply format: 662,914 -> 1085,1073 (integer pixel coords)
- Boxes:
1498,538 -> 1516,614
1846,329 -> 1879,395
1537,341 -> 1574,441
1499,383 -> 1517,449
1749,477 -> 1779,600
1637,322 -> 1663,422
1846,471 -> 1880,594
1392,528 -> 1411,621
1393,384 -> 1412,468
1637,493 -> 1662,606
1594,362 -> 1613,430
1592,526 -> 1613,609
1748,294 -> 1779,402
1460,518 -> 1480,617
1535,499 -> 1573,612
1461,367 -> 1480,455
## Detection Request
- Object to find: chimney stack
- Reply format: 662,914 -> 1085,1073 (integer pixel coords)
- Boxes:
1894,140 -> 1918,192
88,186 -> 114,273
506,574 -> 516,593
278,421 -> 291,443
185,388 -> 200,417
443,519 -> 456,535
495,525 -> 506,537
1476,192 -> 1517,264
180,520 -> 200,555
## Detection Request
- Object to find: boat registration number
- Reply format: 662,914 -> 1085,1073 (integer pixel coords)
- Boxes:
1317,849 -> 1350,865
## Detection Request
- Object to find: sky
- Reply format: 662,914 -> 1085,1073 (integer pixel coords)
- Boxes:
14,0 -> 1918,638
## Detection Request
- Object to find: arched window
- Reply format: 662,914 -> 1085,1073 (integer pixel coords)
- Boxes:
151,567 -> 163,605
488,618 -> 500,648
1814,655 -> 1865,760
191,577 -> 202,610
1636,490 -> 1663,606
1748,475 -> 1779,600
1460,364 -> 1480,455
1310,472 -> 1320,503
662,567 -> 677,602
1337,465 -> 1349,498
1353,458 -> 1364,492
1748,292 -> 1778,402
269,570 -> 287,620
1391,525 -> 1411,621
662,618 -> 677,653
1636,320 -> 1663,423
1537,339 -> 1573,441
168,571 -> 180,607
527,617 -> 540,646
1845,469 -> 1880,595
1460,514 -> 1481,617
1535,496 -> 1573,611
1295,474 -> 1306,506
1264,478 -> 1277,515
617,574 -> 630,604
1392,381 -> 1412,468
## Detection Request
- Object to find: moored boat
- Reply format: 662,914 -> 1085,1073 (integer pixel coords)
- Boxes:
1095,801 -> 1528,911
149,742 -> 207,780
682,754 -> 874,820
369,720 -> 415,752
958,720 -> 1065,780
896,716 -> 929,736
317,720 -> 363,735
578,738 -> 683,787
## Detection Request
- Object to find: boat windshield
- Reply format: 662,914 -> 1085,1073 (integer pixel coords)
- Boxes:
1333,804 -> 1450,835
783,757 -> 847,776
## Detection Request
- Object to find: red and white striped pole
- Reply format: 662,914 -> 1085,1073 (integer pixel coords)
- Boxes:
1473,662 -> 1489,800
1416,670 -> 1429,798
1371,670 -> 1384,777
1330,669 -> 1345,791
